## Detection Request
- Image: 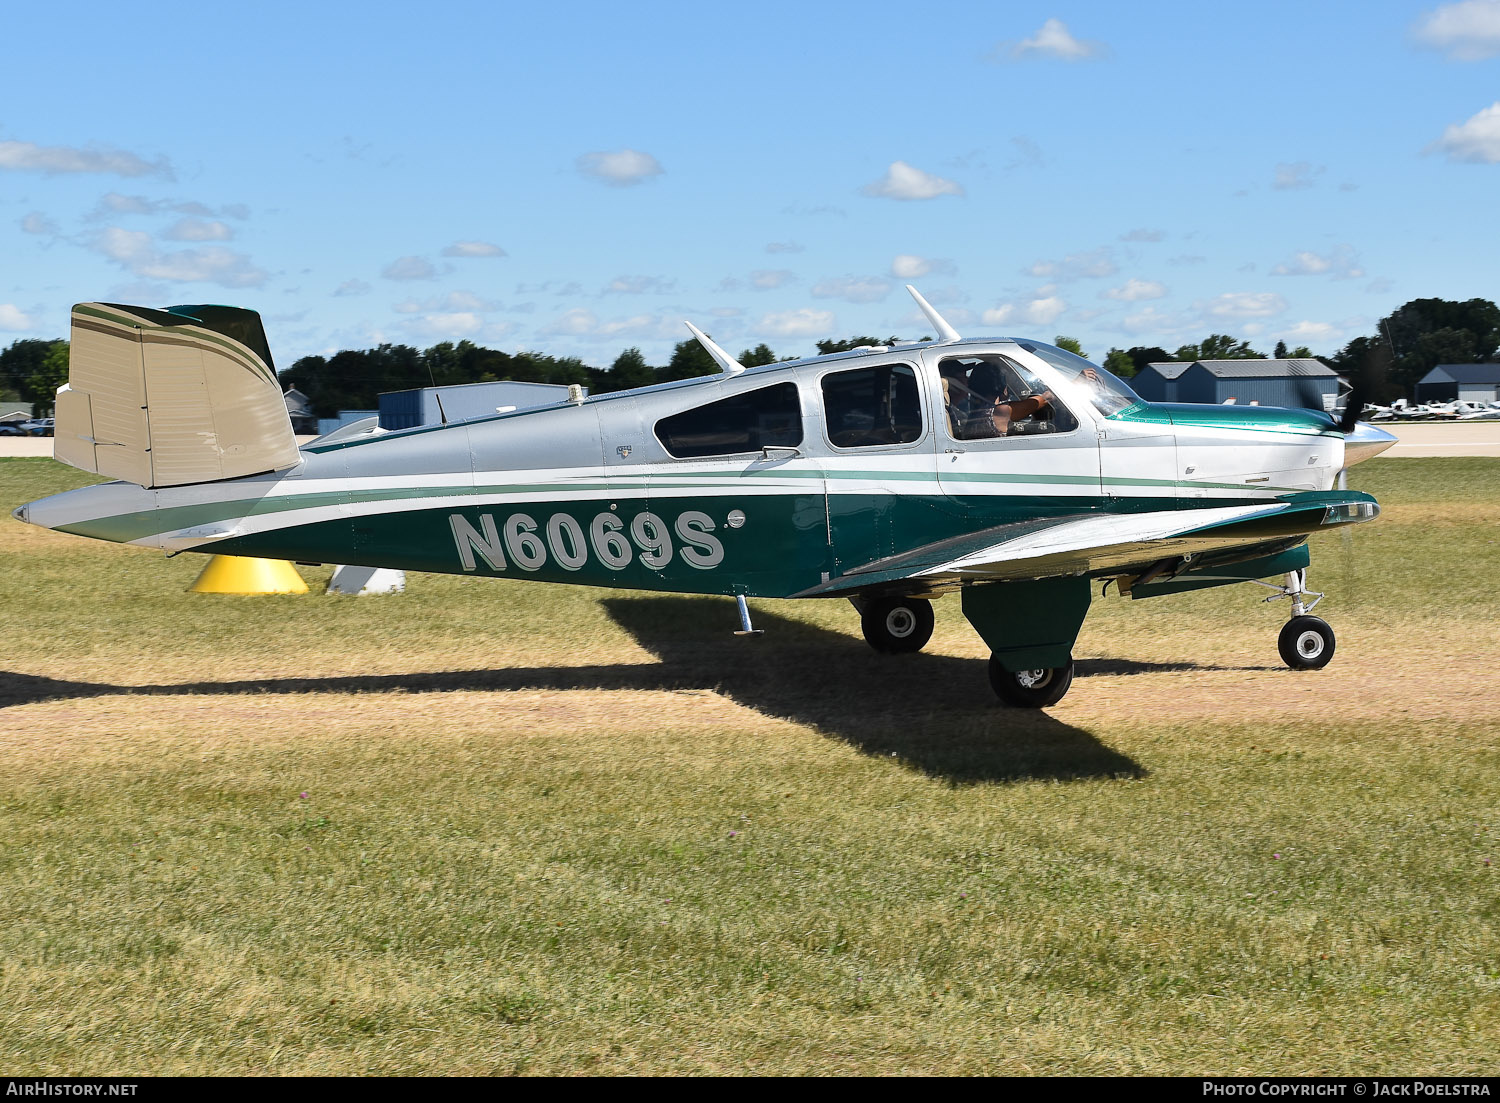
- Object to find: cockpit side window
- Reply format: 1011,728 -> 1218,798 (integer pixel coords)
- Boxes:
820,364 -> 923,448
1011,340 -> 1142,417
939,354 -> 1079,440
654,381 -> 803,458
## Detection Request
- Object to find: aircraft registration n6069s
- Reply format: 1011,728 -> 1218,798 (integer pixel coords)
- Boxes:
14,287 -> 1396,708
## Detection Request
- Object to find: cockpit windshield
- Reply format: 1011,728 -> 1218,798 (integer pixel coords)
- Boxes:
1011,340 -> 1142,418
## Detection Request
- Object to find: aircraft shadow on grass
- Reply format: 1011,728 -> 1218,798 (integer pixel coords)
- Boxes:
0,596 -> 1291,784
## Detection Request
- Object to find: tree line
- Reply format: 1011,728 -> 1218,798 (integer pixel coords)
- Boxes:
1092,297 -> 1500,403
0,339 -> 69,407
4,297 -> 1496,416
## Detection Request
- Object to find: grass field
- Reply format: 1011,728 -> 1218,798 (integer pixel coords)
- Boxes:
1,457 -> 1497,1075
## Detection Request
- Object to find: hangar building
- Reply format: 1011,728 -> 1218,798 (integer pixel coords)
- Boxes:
1414,363 -> 1500,404
377,380 -> 581,430
1131,359 -> 1343,409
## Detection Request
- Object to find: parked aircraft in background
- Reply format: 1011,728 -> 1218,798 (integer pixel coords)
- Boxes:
14,288 -> 1395,707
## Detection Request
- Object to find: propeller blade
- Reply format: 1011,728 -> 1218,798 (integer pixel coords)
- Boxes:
1338,342 -> 1392,435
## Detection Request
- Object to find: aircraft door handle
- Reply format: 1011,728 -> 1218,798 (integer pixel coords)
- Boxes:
944,448 -> 966,454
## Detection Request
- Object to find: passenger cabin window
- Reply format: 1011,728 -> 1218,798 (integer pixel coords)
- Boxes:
821,364 -> 923,448
938,354 -> 1079,440
654,381 -> 803,458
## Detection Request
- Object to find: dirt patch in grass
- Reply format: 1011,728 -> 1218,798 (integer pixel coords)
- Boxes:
0,688 -> 779,769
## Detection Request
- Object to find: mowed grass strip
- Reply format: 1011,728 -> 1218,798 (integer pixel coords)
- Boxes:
0,457 -> 1497,1074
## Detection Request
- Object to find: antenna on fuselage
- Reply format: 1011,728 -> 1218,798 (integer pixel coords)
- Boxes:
684,321 -> 745,375
905,285 -> 960,343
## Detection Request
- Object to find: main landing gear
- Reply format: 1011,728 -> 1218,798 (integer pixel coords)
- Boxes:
1257,569 -> 1336,671
858,596 -> 935,654
988,656 -> 1075,708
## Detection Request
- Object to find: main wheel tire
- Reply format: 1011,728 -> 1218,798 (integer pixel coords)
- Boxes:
1278,615 -> 1335,670
860,597 -> 935,654
988,655 -> 1075,708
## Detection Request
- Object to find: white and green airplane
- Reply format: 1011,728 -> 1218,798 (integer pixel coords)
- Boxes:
13,288 -> 1395,708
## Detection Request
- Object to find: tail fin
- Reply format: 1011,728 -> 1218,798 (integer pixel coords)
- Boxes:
55,302 -> 300,488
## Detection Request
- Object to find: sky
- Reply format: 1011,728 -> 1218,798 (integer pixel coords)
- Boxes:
2,0 -> 1498,370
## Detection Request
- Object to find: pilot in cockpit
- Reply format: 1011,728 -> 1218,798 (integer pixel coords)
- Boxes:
943,359 -> 1056,439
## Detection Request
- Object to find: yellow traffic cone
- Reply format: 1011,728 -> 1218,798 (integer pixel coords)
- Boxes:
189,555 -> 309,594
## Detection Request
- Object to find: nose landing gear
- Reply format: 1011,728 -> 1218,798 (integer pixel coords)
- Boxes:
1256,569 -> 1336,671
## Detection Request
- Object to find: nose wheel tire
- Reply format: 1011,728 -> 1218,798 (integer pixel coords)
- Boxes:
1278,615 -> 1335,670
861,597 -> 935,654
988,655 -> 1075,708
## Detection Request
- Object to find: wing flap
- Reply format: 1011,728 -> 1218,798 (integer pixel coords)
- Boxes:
795,491 -> 1378,598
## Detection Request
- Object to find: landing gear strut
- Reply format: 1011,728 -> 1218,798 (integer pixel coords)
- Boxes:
1257,569 -> 1336,671
859,596 -> 935,654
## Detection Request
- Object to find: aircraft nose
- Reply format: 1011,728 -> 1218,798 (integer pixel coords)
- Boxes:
11,503 -> 28,525
1344,421 -> 1398,466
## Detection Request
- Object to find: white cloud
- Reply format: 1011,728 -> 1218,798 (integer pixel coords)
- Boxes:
394,290 -> 498,314
757,308 -> 834,338
333,279 -> 371,297
0,140 -> 171,178
541,308 -> 598,336
99,192 -> 158,214
403,312 -> 484,339
1120,305 -> 1186,337
162,217 -> 232,242
88,193 -> 248,221
539,308 -> 668,340
442,290 -> 494,312
20,212 -> 56,235
1413,0 -> 1500,59
1199,292 -> 1288,320
750,269 -> 796,290
1276,320 -> 1342,347
576,148 -> 664,186
604,275 -> 674,295
515,279 -> 583,297
993,18 -> 1106,61
1272,161 -> 1323,190
765,241 -> 803,254
1119,228 -> 1165,243
103,280 -> 172,303
861,160 -> 963,201
982,296 -> 1067,328
890,254 -> 954,279
94,226 -> 267,287
1270,244 -> 1364,279
0,304 -> 36,331
382,256 -> 437,280
1024,247 -> 1117,280
442,241 -> 506,258
811,276 -> 892,303
1103,278 -> 1167,302
1429,101 -> 1500,162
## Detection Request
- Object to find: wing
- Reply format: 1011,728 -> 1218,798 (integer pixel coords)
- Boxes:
793,490 -> 1378,598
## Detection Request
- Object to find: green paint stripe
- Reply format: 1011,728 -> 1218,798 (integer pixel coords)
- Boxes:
75,304 -> 276,386
61,463 -> 1306,544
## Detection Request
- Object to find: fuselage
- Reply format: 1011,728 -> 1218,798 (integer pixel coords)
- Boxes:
16,338 -> 1382,599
